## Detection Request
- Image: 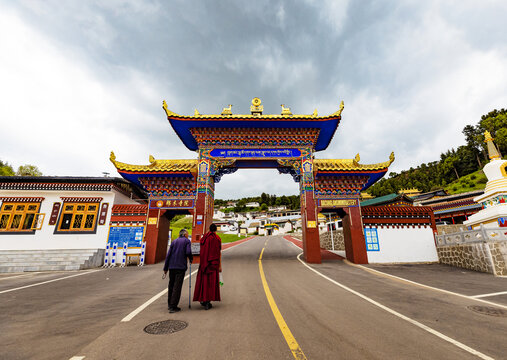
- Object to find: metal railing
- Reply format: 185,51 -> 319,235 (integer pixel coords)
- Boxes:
435,225 -> 507,246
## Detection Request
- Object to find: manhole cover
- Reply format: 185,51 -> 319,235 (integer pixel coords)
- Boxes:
144,320 -> 188,335
467,305 -> 507,317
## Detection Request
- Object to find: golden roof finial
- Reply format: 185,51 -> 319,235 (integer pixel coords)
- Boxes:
484,131 -> 501,160
194,109 -> 200,116
221,104 -> 233,115
330,100 -> 345,117
149,155 -> 155,164
110,151 -> 117,164
313,109 -> 318,116
354,153 -> 360,163
281,104 -> 292,116
162,100 -> 179,117
251,97 -> 263,115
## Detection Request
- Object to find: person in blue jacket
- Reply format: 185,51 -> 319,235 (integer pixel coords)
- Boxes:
163,228 -> 193,313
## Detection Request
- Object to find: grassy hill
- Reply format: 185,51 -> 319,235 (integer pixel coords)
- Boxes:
169,215 -> 247,242
444,169 -> 488,195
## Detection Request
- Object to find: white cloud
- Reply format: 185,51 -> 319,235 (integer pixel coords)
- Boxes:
0,9 -> 181,176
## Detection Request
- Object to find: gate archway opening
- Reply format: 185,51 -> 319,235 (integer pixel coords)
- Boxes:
110,98 -> 394,264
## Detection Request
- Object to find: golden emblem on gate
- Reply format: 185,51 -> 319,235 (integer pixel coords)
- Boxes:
252,97 -> 261,106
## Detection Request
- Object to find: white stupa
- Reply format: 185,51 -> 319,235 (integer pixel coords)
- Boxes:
464,131 -> 507,229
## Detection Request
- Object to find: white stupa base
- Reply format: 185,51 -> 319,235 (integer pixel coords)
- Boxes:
463,204 -> 507,229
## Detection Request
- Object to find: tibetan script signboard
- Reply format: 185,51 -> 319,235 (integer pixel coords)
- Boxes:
210,148 -> 301,158
149,199 -> 194,210
318,198 -> 359,208
108,226 -> 144,248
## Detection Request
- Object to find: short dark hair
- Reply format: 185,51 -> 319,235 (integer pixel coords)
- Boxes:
209,223 -> 217,232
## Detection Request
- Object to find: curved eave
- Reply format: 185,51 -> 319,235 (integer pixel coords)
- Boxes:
315,152 -> 395,191
116,171 -> 195,190
167,115 -> 341,151
316,169 -> 389,191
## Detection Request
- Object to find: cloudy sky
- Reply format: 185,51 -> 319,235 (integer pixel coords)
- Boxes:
1,0 -> 506,199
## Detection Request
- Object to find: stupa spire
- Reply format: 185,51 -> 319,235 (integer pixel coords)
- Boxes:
484,131 -> 501,160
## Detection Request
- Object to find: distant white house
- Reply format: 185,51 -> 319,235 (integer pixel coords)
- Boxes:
268,205 -> 287,212
213,209 -> 226,220
245,202 -> 260,208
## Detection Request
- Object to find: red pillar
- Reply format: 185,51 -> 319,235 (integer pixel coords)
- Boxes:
301,191 -> 321,264
342,206 -> 368,264
144,208 -> 170,264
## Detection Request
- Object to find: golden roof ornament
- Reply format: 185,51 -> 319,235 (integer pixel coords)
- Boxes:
330,100 -> 344,117
484,131 -> 501,160
162,100 -> 179,117
161,98 -> 345,118
221,104 -> 233,116
250,97 -> 263,116
281,104 -> 292,116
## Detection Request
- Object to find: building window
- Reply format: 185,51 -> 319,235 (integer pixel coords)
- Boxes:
0,202 -> 40,232
57,203 -> 99,232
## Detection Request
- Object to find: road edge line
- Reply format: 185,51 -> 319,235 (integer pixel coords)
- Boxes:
121,269 -> 197,322
283,235 -> 507,310
347,261 -> 507,310
0,269 -> 102,295
121,237 -> 254,323
296,253 -> 494,360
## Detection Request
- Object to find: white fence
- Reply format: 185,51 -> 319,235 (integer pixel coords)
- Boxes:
435,225 -> 507,246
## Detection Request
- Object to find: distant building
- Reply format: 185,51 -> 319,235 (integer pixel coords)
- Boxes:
420,190 -> 484,224
245,202 -> 260,208
360,193 -> 414,207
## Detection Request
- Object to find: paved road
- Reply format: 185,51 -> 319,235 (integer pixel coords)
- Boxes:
1,236 -> 506,360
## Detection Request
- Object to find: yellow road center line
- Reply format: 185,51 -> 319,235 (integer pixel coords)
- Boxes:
258,248 -> 307,360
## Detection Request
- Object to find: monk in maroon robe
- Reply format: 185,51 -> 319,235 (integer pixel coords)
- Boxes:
193,223 -> 222,310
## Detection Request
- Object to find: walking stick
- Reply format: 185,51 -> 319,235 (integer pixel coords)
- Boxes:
188,261 -> 192,309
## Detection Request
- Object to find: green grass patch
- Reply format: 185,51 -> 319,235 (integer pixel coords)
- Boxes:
219,233 -> 248,243
444,169 -> 488,195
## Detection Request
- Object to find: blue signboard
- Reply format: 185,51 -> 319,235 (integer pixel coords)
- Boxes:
108,226 -> 144,248
364,228 -> 380,251
210,148 -> 301,158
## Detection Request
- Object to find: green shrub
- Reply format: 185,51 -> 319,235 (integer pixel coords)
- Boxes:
452,186 -> 458,191
470,174 -> 477,180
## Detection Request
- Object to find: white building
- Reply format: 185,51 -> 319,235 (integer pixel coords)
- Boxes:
0,176 -> 145,271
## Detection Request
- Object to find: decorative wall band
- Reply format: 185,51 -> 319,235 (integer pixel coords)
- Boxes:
0,183 -> 112,191
60,197 -> 103,203
0,197 -> 45,202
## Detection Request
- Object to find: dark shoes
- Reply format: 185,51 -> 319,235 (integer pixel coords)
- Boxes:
169,306 -> 181,313
200,301 -> 212,310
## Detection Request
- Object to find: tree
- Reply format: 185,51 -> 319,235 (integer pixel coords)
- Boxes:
462,125 -> 485,168
0,160 -> 15,176
16,164 -> 43,176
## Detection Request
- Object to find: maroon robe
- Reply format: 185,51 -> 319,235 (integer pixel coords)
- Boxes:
193,231 -> 222,302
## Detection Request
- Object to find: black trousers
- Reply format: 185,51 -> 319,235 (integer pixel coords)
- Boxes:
168,269 -> 186,309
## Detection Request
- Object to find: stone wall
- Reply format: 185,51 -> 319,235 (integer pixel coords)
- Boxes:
319,230 -> 345,251
437,241 -> 507,276
436,224 -> 467,235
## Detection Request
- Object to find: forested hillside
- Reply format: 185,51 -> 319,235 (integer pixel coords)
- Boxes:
367,108 -> 507,197
215,193 -> 300,212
